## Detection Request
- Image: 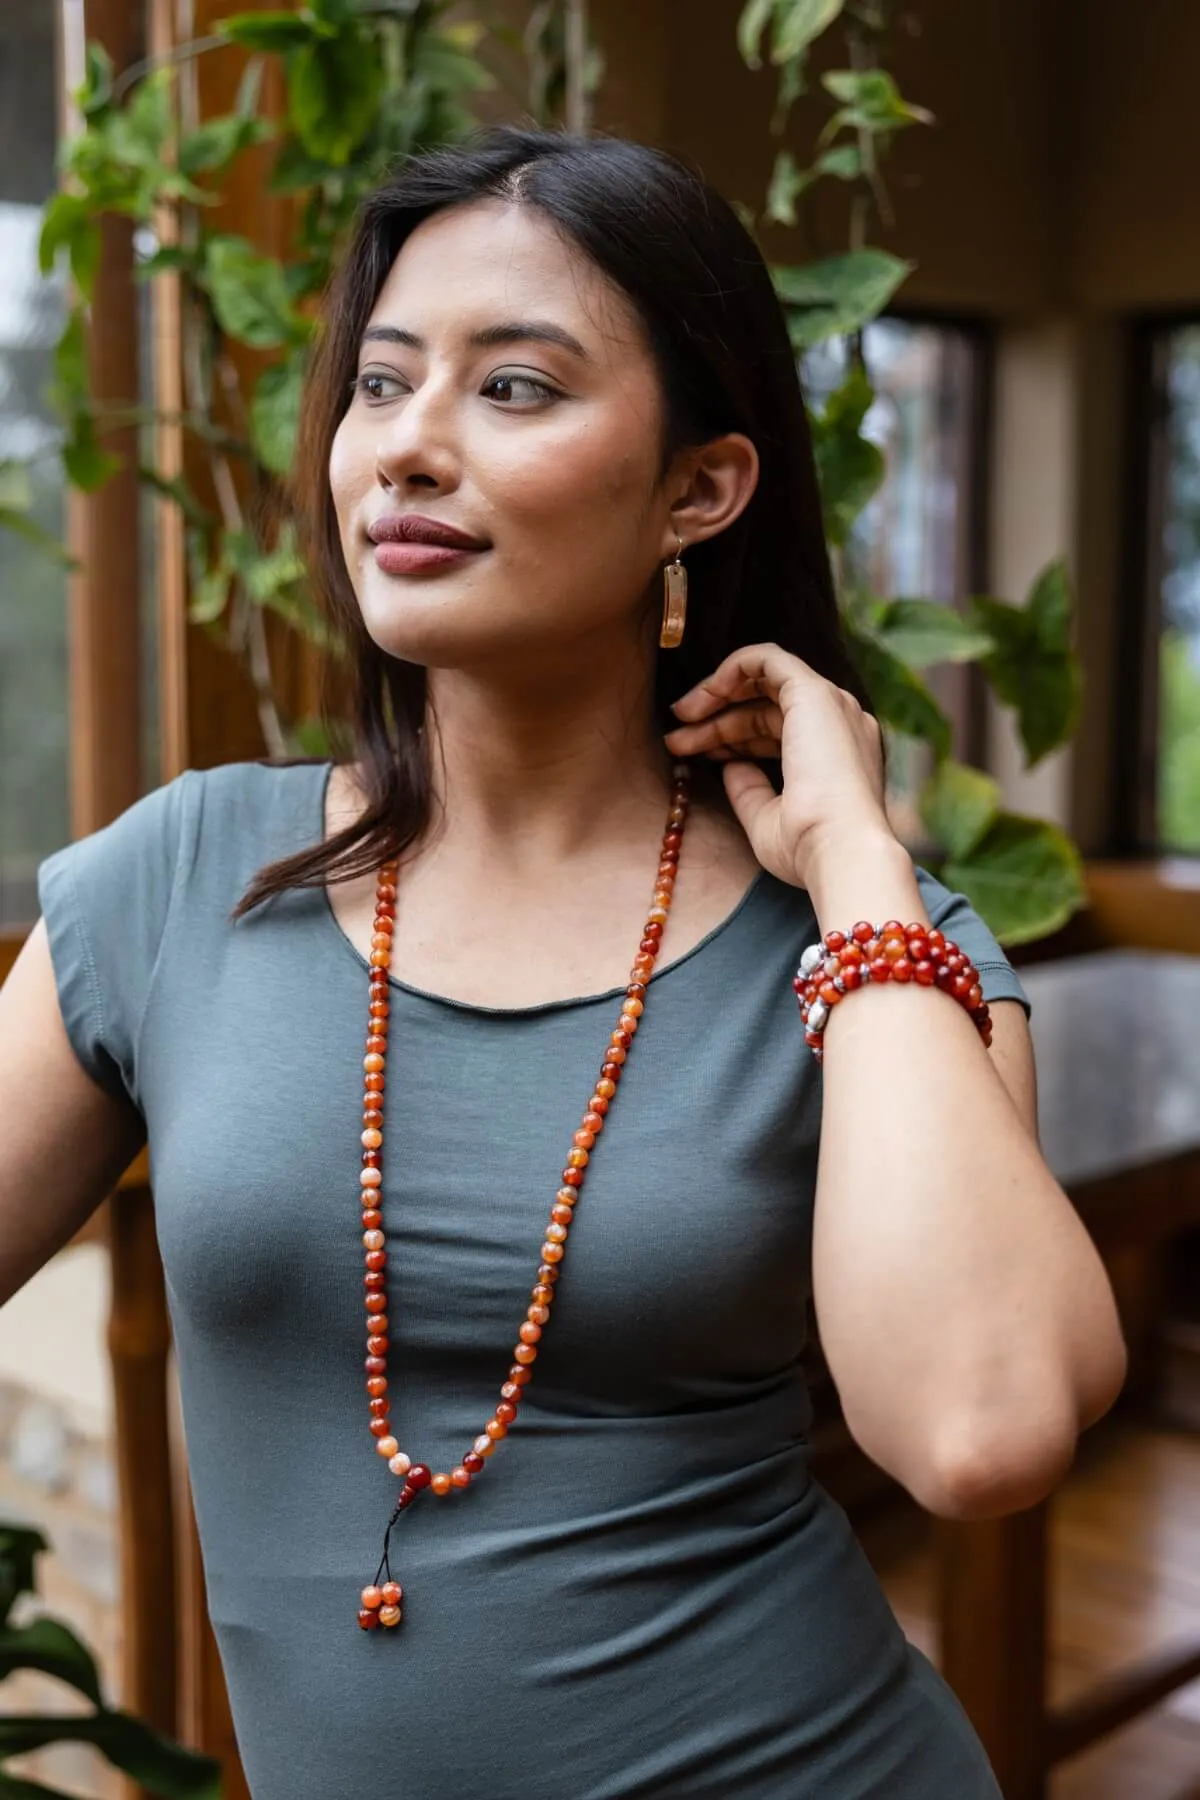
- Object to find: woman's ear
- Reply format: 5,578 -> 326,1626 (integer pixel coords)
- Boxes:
663,432 -> 760,555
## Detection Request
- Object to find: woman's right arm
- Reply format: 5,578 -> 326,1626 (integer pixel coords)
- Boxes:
0,922 -> 145,1305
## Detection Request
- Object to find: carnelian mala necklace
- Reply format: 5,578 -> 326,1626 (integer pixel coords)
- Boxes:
357,762 -> 692,1631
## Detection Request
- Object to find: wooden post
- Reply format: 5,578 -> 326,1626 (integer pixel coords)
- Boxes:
937,1506 -> 1049,1800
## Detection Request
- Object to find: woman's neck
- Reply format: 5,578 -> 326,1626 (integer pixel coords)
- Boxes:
419,658 -> 675,874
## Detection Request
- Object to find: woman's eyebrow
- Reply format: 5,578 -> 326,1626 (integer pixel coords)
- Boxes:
359,321 -> 591,361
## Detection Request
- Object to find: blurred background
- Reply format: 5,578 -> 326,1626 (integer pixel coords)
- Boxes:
1,3 -> 1199,1797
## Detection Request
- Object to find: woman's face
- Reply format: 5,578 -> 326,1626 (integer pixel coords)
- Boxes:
329,200 -> 688,675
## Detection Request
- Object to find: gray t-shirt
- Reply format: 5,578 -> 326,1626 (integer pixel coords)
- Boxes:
39,760 -> 1024,1800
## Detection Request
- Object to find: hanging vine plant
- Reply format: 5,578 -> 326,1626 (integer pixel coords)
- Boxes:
736,0 -> 1084,943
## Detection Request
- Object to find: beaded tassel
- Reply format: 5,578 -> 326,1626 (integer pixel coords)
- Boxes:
357,765 -> 692,1630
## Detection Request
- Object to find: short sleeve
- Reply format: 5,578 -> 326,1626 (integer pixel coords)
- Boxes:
36,772 -> 199,1108
915,866 -> 1031,1015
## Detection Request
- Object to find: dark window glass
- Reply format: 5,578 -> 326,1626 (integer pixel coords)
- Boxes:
1150,326 -> 1200,852
0,5 -> 68,926
804,318 -> 989,843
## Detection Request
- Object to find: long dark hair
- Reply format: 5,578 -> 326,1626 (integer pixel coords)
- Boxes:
238,125 -> 866,913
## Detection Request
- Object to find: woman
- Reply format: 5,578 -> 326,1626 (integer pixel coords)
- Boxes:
0,128 -> 1125,1798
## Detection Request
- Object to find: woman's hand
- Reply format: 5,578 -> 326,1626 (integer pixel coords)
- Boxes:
663,642 -> 897,895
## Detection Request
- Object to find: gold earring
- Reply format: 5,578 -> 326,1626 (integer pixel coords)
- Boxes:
660,535 -> 687,649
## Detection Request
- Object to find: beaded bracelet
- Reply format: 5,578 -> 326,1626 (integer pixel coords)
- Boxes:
793,920 -> 993,1064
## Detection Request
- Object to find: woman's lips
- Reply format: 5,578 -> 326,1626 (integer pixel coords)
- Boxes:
372,542 -> 486,575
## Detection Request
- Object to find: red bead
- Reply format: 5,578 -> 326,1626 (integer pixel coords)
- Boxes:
463,1451 -> 485,1474
869,957 -> 891,983
823,930 -> 847,952
365,1355 -> 386,1374
365,1292 -> 387,1313
366,1249 -> 386,1272
840,965 -> 863,991
368,1397 -> 390,1418
501,1379 -> 524,1400
495,1401 -> 518,1424
367,1336 -> 388,1356
508,1364 -> 533,1384
366,1376 -> 388,1398
851,921 -> 875,943
358,1608 -> 380,1630
408,1464 -> 432,1490
369,1418 -> 390,1437
914,961 -> 935,986
364,1270 -> 385,1290
890,958 -> 913,983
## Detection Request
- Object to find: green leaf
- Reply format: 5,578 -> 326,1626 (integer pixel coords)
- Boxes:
63,415 -> 121,491
137,466 -> 216,532
291,715 -> 334,756
78,43 -> 114,119
189,567 -> 231,625
970,567 -> 1082,766
0,1616 -> 104,1707
0,1524 -> 46,1628
217,10 -> 316,51
178,112 -> 274,177
773,250 -> 913,349
942,812 -> 1086,946
53,308 -> 88,408
809,367 -> 885,545
288,31 -> 384,166
204,235 -> 298,349
874,598 -> 996,668
848,628 -> 952,757
765,150 -> 808,226
0,1712 -> 221,1798
816,143 -> 862,180
737,0 -> 777,68
773,0 -> 845,63
0,460 -> 33,512
821,67 -> 934,133
250,361 -> 304,475
920,759 -> 1001,860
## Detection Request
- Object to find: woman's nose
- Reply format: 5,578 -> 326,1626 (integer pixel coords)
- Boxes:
374,379 -> 461,492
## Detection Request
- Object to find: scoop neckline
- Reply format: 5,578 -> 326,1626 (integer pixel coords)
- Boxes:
312,759 -> 768,1018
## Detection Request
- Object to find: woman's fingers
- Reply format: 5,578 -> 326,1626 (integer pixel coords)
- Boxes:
670,643 -> 812,721
664,701 -> 784,757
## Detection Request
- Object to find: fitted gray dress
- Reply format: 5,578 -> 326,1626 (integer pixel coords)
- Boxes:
38,761 -> 1025,1800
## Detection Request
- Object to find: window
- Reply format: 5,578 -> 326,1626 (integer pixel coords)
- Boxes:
1133,322 -> 1200,854
803,317 -> 990,843
0,5 -> 69,927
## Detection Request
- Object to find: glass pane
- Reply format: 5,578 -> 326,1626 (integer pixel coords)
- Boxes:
0,5 -> 68,927
1158,327 -> 1200,852
803,319 -> 983,843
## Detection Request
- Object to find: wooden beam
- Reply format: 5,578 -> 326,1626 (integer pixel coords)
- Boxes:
1047,1637 -> 1200,1765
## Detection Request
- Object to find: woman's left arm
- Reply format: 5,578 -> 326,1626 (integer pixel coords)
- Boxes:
666,644 -> 1128,1521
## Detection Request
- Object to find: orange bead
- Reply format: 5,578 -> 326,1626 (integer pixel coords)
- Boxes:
380,1581 -> 403,1606
508,1364 -> 533,1384
555,1187 -> 577,1208
474,1434 -> 496,1457
596,1079 -> 616,1100
450,1466 -> 471,1488
388,1452 -> 412,1476
528,1303 -> 550,1325
566,1148 -> 589,1169
540,1243 -> 564,1264
500,1381 -> 524,1402
514,1343 -> 539,1364
379,1604 -> 402,1627
573,1130 -> 595,1150
519,1321 -> 542,1344
550,1204 -> 573,1226
495,1401 -> 518,1425
365,1293 -> 387,1314
369,1418 -> 390,1437
532,1285 -> 554,1305
369,949 -> 391,969
485,1419 -> 508,1441
366,1376 -> 388,1398
431,1472 -> 452,1495
582,1112 -> 604,1134
545,1223 -> 568,1245
376,1435 -> 399,1458
363,1228 -> 385,1251
605,1044 -> 627,1064
361,1585 -> 383,1610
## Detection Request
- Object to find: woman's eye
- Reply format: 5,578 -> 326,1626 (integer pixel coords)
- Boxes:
482,372 -> 560,406
353,370 -> 407,403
